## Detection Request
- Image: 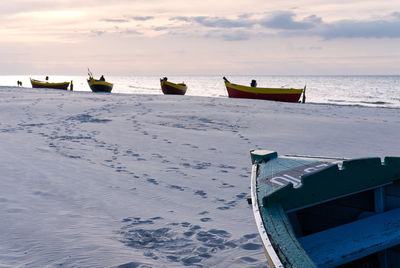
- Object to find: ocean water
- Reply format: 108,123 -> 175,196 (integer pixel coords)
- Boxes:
2,75 -> 399,108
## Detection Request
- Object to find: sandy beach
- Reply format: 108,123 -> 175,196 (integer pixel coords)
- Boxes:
0,86 -> 399,267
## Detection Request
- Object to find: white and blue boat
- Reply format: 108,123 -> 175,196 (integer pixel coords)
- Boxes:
250,150 -> 400,267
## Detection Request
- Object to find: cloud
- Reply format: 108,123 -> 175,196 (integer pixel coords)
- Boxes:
260,11 -> 320,30
170,16 -> 192,22
154,26 -> 168,31
212,11 -> 400,40
192,16 -> 255,28
258,11 -> 400,39
320,18 -> 400,39
119,29 -> 141,35
392,12 -> 400,18
131,16 -> 153,21
168,15 -> 256,41
91,30 -> 106,36
101,16 -> 153,24
102,18 -> 129,23
204,30 -> 251,41
220,32 -> 251,41
171,12 -> 322,32
171,15 -> 255,28
170,11 -> 400,40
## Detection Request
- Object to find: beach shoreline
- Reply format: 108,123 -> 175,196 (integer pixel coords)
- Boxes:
0,86 -> 399,267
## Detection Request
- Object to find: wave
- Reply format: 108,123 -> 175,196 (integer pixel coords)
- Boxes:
129,85 -> 159,91
306,100 -> 400,110
360,101 -> 391,105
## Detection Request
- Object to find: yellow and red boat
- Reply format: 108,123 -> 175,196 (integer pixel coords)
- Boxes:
160,77 -> 187,95
30,78 -> 70,90
223,77 -> 305,103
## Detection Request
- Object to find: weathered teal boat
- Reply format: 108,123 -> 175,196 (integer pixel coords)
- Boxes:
250,150 -> 400,268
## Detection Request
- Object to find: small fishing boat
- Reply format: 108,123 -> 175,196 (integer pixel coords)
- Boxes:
250,150 -> 400,268
87,70 -> 113,92
223,77 -> 305,103
160,77 -> 187,95
30,78 -> 71,90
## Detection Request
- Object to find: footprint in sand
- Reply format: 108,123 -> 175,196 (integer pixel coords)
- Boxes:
118,217 -> 245,267
236,192 -> 247,200
215,198 -> 237,210
239,256 -> 259,263
194,190 -> 207,198
147,178 -> 159,185
168,185 -> 185,191
219,182 -> 235,189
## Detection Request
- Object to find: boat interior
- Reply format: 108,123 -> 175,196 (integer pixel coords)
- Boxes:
287,181 -> 400,267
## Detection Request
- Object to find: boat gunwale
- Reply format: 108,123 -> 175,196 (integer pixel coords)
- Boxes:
251,163 -> 284,268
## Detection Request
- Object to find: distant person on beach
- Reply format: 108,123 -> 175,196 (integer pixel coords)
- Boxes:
100,75 -> 105,81
70,81 -> 73,91
46,76 -> 49,81
251,80 -> 257,87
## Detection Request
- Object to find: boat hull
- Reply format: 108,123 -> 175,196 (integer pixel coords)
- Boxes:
251,151 -> 340,268
30,78 -> 70,90
87,78 -> 113,93
251,150 -> 400,268
161,80 -> 187,95
225,81 -> 303,102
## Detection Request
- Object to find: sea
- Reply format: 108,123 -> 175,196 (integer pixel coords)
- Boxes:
2,75 -> 400,108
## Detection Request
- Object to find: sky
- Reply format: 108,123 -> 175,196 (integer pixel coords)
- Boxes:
1,0 -> 400,75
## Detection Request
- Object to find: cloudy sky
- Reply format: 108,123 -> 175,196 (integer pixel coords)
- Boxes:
2,0 -> 400,75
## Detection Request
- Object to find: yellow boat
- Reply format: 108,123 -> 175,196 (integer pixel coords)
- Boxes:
87,70 -> 113,92
87,77 -> 113,93
30,78 -> 70,90
160,77 -> 187,95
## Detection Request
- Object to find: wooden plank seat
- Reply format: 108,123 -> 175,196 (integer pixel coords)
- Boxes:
299,208 -> 400,267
